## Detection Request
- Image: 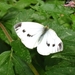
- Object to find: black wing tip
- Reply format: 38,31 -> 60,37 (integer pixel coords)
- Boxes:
58,42 -> 63,51
14,22 -> 22,29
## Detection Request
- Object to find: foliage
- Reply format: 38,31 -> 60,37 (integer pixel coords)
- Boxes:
0,0 -> 75,75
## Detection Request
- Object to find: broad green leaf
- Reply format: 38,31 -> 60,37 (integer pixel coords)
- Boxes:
13,9 -> 34,23
0,51 -> 15,75
40,2 -> 73,14
1,7 -> 19,22
11,40 -> 31,63
13,54 -> 34,75
0,51 -> 10,66
31,13 -> 46,22
12,0 -> 37,9
0,2 -> 12,18
0,51 -> 34,75
45,59 -> 75,75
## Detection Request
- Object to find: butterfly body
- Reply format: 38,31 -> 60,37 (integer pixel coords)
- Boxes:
14,22 -> 63,56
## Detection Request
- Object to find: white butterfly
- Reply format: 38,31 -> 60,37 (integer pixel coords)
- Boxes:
14,22 -> 63,56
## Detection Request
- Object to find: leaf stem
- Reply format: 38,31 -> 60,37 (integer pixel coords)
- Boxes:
0,22 -> 13,43
28,63 -> 39,75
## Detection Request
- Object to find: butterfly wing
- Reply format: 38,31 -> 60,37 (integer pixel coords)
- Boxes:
14,22 -> 44,49
37,29 -> 63,56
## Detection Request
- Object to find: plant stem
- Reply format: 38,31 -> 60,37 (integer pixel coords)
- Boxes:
0,22 -> 13,43
28,63 -> 39,75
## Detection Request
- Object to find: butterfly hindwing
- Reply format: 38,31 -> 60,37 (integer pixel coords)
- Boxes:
37,29 -> 63,55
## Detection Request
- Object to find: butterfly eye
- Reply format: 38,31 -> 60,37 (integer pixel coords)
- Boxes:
22,29 -> 26,33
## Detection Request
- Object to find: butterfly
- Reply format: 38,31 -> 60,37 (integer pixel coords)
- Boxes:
14,22 -> 63,56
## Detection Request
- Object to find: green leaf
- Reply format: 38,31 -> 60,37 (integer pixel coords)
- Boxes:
0,51 -> 10,66
0,2 -> 12,18
13,9 -> 34,23
11,40 -> 31,63
12,0 -> 37,9
1,7 -> 19,22
0,51 -> 15,75
0,51 -> 34,75
45,60 -> 75,75
13,54 -> 34,75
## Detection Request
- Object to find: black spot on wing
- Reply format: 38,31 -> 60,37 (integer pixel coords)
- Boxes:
46,42 -> 50,46
27,34 -> 33,37
46,42 -> 56,47
22,29 -> 26,33
52,44 -> 55,47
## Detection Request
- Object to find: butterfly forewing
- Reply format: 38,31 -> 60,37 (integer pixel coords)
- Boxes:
14,22 -> 45,49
